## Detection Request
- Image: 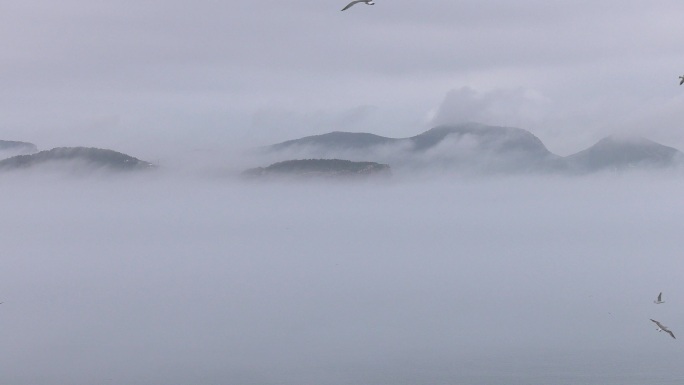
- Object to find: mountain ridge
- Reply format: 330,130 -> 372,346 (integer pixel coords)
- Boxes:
263,123 -> 682,175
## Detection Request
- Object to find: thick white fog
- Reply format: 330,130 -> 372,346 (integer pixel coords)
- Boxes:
2,174 -> 683,384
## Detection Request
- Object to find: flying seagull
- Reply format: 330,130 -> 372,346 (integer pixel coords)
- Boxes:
654,292 -> 665,304
680,75 -> 684,85
650,319 -> 676,339
341,0 -> 375,11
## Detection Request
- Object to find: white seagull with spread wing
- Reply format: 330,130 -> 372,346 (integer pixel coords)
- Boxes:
341,0 -> 375,11
650,319 -> 676,339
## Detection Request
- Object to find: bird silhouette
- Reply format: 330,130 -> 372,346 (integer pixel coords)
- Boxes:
341,0 -> 375,11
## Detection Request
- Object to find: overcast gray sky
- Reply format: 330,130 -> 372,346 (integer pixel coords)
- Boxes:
2,0 -> 684,158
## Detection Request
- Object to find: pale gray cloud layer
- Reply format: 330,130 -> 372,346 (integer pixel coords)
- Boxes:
2,176 -> 684,384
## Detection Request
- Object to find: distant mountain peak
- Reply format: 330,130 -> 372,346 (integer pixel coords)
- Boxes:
565,135 -> 682,172
409,123 -> 552,155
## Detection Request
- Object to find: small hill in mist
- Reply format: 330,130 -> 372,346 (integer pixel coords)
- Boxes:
242,159 -> 391,179
565,136 -> 683,172
0,140 -> 38,157
0,147 -> 155,172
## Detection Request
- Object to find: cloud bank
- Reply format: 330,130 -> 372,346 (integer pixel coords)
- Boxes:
2,175 -> 684,384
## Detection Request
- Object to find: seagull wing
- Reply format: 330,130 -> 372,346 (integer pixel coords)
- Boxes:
341,0 -> 363,11
666,329 -> 676,339
658,292 -> 662,302
680,77 -> 684,85
651,319 -> 664,328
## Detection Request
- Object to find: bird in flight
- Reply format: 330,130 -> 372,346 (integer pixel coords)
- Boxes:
679,75 -> 684,85
341,0 -> 375,11
650,319 -> 676,339
654,292 -> 665,304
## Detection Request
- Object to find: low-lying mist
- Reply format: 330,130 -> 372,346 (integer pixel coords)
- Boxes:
1,173 -> 683,385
